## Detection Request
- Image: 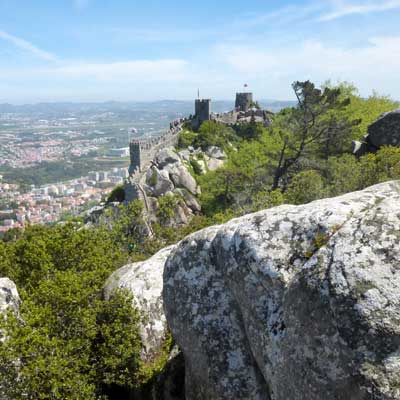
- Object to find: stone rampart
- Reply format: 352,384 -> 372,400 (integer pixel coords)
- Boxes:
129,119 -> 185,179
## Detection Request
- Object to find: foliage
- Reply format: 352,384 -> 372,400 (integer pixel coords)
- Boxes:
284,170 -> 325,205
234,120 -> 264,141
1,79 -> 399,399
193,121 -> 238,151
107,184 -> 125,203
323,81 -> 399,141
177,130 -> 197,149
190,158 -> 203,175
157,195 -> 179,225
0,223 -> 145,399
148,169 -> 158,187
271,80 -> 358,189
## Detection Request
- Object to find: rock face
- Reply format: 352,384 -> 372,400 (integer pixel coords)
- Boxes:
0,278 -> 20,315
353,109 -> 400,157
163,181 -> 400,400
368,109 -> 400,148
104,246 -> 175,362
125,145 -> 225,228
104,247 -> 185,400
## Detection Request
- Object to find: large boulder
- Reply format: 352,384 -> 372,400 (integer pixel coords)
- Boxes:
163,181 -> 400,400
205,146 -> 226,160
368,109 -> 400,148
174,188 -> 201,213
206,157 -> 225,171
156,148 -> 181,169
104,247 -> 185,399
0,278 -> 20,315
146,166 -> 175,197
104,246 -> 175,362
165,164 -> 199,195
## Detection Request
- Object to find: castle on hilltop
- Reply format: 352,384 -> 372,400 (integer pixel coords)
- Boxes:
235,92 -> 253,112
128,91 -> 272,177
128,119 -> 184,176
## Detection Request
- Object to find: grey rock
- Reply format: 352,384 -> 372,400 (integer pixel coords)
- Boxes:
352,140 -> 369,157
205,146 -> 226,160
173,202 -> 191,226
165,164 -> 198,195
149,347 -> 185,400
146,196 -> 159,225
104,246 -> 175,362
156,148 -> 181,169
84,205 -> 105,224
178,150 -> 191,162
174,188 -> 201,213
146,167 -> 175,197
163,181 -> 400,400
368,109 -> 400,148
0,278 -> 20,316
124,177 -> 143,202
206,157 -> 224,171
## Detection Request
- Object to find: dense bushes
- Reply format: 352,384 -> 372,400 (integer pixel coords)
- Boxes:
107,184 -> 125,203
0,224 -> 146,399
196,82 -> 399,216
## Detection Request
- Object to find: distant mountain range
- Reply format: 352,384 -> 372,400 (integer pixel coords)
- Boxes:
0,100 -> 296,116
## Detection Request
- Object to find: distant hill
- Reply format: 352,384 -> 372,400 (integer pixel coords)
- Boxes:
0,100 -> 296,116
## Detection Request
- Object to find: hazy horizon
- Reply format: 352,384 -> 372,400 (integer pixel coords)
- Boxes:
1,0 -> 400,103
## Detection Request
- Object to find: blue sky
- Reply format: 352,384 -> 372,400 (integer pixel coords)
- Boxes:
0,0 -> 400,103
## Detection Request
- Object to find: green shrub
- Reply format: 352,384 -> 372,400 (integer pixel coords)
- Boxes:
284,170 -> 325,205
0,223 -> 145,399
157,195 -> 178,225
107,184 -> 125,203
190,158 -> 203,175
177,130 -> 197,149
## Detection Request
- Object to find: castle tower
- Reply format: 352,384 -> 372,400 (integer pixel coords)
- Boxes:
235,92 -> 253,112
192,98 -> 211,131
129,141 -> 142,175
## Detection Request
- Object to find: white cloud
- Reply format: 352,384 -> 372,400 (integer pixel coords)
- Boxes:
319,0 -> 400,21
52,59 -> 189,82
215,36 -> 400,98
237,3 -> 323,28
0,30 -> 58,62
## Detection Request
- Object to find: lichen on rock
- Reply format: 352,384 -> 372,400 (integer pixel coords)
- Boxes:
163,180 -> 400,400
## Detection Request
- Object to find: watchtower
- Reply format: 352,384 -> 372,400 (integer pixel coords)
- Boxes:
129,141 -> 142,175
235,92 -> 253,112
192,99 -> 211,131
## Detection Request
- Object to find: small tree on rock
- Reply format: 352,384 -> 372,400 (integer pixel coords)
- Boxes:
272,81 -> 354,189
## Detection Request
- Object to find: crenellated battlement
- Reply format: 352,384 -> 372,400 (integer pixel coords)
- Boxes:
128,118 -> 185,177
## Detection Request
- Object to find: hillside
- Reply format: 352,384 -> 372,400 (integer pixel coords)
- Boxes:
1,80 -> 400,399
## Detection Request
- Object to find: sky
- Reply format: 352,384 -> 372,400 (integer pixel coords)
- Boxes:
0,0 -> 400,103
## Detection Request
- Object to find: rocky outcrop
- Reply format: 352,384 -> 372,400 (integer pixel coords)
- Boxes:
164,163 -> 198,196
125,145 -> 226,228
104,246 -> 175,362
0,278 -> 20,316
353,109 -> 400,157
163,181 -> 400,399
368,109 -> 400,148
104,246 -> 185,399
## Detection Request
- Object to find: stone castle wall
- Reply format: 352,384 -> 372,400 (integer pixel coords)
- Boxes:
129,119 -> 185,178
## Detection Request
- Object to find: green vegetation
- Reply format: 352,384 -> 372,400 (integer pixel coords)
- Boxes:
1,80 -> 399,398
107,184 -> 126,203
182,81 -> 399,217
0,224 -> 141,399
157,195 -> 179,225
